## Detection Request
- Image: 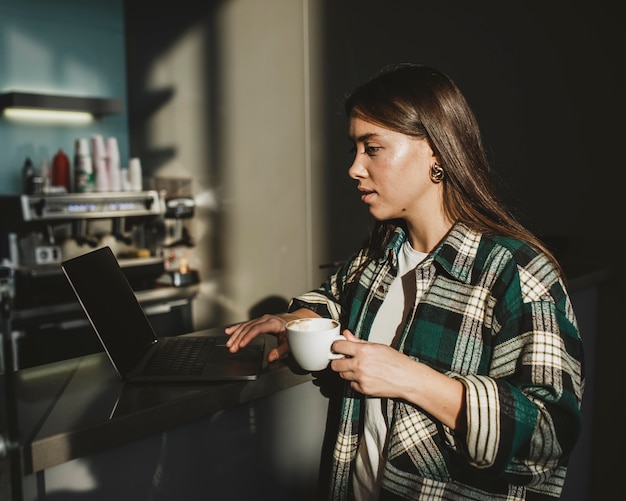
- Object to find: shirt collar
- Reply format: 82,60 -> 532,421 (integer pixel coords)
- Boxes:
383,222 -> 481,284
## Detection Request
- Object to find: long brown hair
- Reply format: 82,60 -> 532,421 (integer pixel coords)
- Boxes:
345,63 -> 559,269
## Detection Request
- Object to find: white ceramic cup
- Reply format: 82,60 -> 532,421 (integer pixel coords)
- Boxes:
285,318 -> 344,371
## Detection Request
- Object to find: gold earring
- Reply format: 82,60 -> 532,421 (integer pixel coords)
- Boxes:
430,162 -> 444,183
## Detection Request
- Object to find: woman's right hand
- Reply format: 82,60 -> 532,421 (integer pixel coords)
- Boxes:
224,309 -> 320,362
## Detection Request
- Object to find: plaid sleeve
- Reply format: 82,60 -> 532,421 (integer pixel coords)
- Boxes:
455,251 -> 584,485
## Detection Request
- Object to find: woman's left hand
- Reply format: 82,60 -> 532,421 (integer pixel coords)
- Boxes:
330,330 -> 416,398
330,330 -> 466,431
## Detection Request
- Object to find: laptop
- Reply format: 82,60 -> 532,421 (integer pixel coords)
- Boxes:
61,246 -> 265,383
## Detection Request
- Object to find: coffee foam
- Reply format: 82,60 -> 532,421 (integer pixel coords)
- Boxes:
288,318 -> 337,331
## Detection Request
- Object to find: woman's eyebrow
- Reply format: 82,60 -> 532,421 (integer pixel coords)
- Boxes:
348,132 -> 379,142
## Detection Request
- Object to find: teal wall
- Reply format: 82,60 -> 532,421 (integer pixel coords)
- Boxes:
0,0 -> 128,194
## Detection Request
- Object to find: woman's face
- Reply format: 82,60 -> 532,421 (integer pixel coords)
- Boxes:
348,117 -> 438,222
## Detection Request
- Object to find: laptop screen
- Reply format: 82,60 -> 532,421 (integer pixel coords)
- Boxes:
62,246 -> 157,377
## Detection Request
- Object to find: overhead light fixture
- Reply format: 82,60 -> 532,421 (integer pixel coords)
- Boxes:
4,108 -> 94,123
0,91 -> 124,123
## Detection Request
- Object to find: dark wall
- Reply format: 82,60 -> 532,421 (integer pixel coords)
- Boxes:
319,0 -> 624,261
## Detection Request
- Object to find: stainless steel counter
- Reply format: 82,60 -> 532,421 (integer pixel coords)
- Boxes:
9,329 -> 312,475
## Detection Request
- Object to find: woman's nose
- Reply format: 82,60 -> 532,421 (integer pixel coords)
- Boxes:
348,157 -> 367,179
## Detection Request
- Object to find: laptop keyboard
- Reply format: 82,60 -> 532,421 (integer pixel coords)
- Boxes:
144,337 -> 217,376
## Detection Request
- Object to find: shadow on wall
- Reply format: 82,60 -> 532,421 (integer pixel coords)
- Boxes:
248,295 -> 289,319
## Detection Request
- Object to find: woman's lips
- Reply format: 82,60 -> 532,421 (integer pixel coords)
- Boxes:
359,188 -> 375,203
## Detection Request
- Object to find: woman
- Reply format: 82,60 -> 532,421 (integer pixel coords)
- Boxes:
225,63 -> 583,500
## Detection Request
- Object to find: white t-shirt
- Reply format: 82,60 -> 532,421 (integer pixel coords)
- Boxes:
352,240 -> 427,500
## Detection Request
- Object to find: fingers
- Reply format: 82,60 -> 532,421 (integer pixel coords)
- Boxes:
342,329 -> 360,341
266,341 -> 290,363
224,320 -> 261,351
224,314 -> 285,352
330,342 -> 411,398
331,329 -> 363,357
224,310 -> 319,351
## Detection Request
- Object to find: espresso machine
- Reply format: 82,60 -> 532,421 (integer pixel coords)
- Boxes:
0,190 -> 198,370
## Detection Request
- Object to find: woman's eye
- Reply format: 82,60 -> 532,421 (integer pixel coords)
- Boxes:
348,143 -> 380,160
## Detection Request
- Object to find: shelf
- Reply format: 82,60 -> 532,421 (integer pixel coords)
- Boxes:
0,91 -> 124,117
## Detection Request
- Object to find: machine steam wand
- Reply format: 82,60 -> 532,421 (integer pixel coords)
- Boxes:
112,217 -> 133,246
72,220 -> 99,248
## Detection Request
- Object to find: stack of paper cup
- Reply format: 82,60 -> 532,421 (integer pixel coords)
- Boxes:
121,168 -> 131,191
128,157 -> 143,192
106,137 -> 121,192
91,135 -> 109,192
74,138 -> 93,192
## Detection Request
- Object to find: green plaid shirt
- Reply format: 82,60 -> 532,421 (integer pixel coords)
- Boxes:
289,222 -> 583,500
